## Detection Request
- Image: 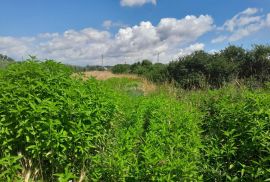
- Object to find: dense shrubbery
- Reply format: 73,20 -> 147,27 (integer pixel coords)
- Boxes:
112,60 -> 168,83
200,86 -> 270,180
0,60 -> 203,181
112,45 -> 270,89
0,60 -> 117,181
111,63 -> 131,74
71,65 -> 112,72
95,95 -> 202,181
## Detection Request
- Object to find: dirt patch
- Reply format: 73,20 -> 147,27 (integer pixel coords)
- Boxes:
77,71 -> 156,94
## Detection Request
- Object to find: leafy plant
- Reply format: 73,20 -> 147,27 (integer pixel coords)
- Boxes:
200,86 -> 270,181
0,60 -> 117,181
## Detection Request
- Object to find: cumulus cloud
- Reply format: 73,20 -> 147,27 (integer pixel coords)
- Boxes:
0,36 -> 35,59
120,0 -> 156,7
212,8 -> 270,43
157,15 -> 213,44
177,43 -> 205,57
0,15 -> 213,65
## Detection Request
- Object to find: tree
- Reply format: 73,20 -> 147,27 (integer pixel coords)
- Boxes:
240,45 -> 270,82
111,64 -> 131,74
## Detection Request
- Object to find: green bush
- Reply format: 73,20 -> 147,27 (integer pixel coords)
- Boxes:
94,94 -> 202,181
0,60 -> 117,181
240,45 -> 270,82
201,87 -> 270,181
111,64 -> 131,74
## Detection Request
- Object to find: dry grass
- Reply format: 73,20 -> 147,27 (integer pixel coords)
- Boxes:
82,71 -> 138,80
76,71 -> 156,95
139,77 -> 156,95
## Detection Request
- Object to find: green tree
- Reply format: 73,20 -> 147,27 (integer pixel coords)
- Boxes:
241,45 -> 270,82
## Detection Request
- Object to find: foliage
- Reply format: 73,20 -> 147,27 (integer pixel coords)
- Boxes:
112,60 -> 168,83
111,64 -> 131,74
91,84 -> 203,181
240,45 -> 270,82
200,86 -> 270,181
1,57 -> 270,181
0,60 -> 117,181
111,44 -> 270,89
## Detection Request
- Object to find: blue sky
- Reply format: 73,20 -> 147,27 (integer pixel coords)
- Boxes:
1,0 -> 270,65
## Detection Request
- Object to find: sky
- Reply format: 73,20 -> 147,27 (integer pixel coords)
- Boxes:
1,0 -> 270,66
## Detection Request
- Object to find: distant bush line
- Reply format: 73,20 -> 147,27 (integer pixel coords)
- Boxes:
112,45 -> 270,89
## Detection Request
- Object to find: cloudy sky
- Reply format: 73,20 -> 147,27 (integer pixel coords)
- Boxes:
1,0 -> 270,65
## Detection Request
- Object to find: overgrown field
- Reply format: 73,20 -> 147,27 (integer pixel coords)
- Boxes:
1,60 -> 270,181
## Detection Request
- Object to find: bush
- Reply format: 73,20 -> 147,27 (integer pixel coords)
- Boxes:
0,60 -> 117,181
144,63 -> 168,83
94,94 -> 202,181
111,64 -> 130,74
201,87 -> 270,181
240,45 -> 270,82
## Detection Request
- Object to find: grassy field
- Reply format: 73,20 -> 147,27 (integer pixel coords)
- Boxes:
1,61 -> 270,181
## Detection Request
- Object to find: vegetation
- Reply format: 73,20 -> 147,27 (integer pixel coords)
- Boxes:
0,60 -> 117,181
112,60 -> 168,83
112,45 -> 270,89
1,44 -> 270,181
70,65 -> 112,72
200,86 -> 270,181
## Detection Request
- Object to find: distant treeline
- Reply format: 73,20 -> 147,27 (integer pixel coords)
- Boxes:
112,45 -> 270,89
71,65 -> 113,72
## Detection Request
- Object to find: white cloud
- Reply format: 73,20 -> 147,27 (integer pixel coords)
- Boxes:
211,36 -> 227,44
222,8 -> 263,32
157,15 -> 213,44
177,43 -> 205,57
0,36 -> 34,59
120,0 -> 156,7
0,15 -> 213,65
213,8 -> 269,43
266,13 -> 270,26
102,20 -> 128,29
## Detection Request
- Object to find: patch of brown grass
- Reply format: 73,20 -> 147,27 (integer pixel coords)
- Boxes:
139,78 -> 156,95
76,71 -> 156,94
82,71 -> 138,80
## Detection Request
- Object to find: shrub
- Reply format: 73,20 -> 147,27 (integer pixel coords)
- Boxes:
95,94 -> 203,181
144,63 -> 168,83
111,64 -> 131,74
201,87 -> 270,181
240,45 -> 270,82
0,60 -> 117,181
